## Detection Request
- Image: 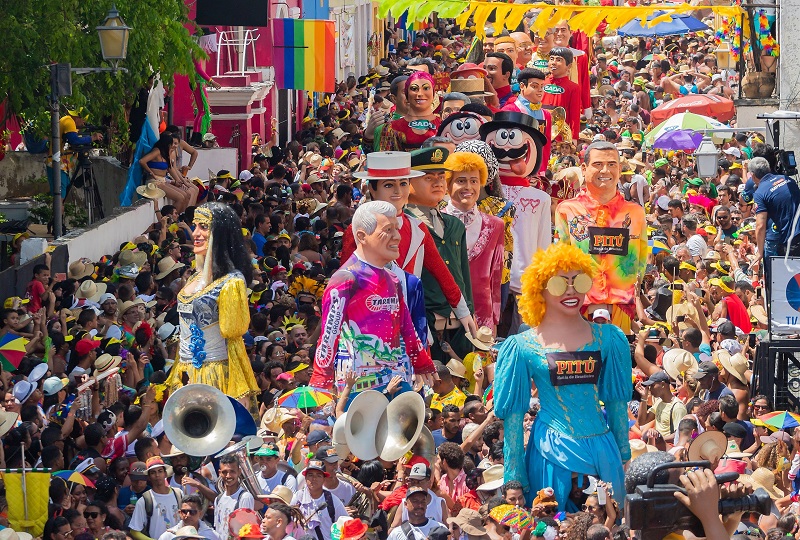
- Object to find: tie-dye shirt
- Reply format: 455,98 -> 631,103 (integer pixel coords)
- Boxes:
310,254 -> 434,392
554,190 -> 648,306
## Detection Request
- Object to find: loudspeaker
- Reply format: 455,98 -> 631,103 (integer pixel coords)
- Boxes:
196,0 -> 269,26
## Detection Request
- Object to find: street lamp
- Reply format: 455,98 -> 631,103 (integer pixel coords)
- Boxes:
694,135 -> 719,178
713,41 -> 736,71
50,5 -> 131,239
96,5 -> 131,70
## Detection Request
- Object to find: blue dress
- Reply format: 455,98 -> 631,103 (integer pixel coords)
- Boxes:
494,323 -> 632,509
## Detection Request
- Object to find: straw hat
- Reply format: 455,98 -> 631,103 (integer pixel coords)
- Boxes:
750,305 -> 768,326
119,249 -> 147,268
0,411 -> 19,438
630,439 -> 658,461
264,484 -> 293,505
94,353 -> 122,374
688,431 -> 727,462
662,348 -> 698,381
68,259 -> 95,280
446,359 -> 466,379
717,351 -> 749,385
155,256 -> 186,280
137,182 -> 167,200
477,464 -> 504,491
447,509 -> 488,537
260,407 -> 297,434
748,467 -> 784,499
118,299 -> 143,316
466,326 -> 496,351
75,280 -> 108,303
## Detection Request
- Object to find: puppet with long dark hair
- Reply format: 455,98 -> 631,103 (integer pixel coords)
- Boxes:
166,202 -> 258,405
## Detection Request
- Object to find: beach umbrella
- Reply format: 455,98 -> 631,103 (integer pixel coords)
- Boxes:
645,112 -> 732,148
649,239 -> 670,254
757,411 -> 800,430
651,94 -> 736,124
643,53 -> 666,61
618,12 -> 709,37
277,387 -> 333,409
0,334 -> 28,371
53,470 -> 95,488
653,130 -> 704,151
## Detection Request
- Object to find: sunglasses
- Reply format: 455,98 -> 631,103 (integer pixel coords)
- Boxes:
581,504 -> 599,512
545,273 -> 593,296
180,509 -> 198,515
83,512 -> 100,519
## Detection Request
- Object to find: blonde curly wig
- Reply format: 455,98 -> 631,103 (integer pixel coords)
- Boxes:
444,152 -> 489,186
518,243 -> 597,328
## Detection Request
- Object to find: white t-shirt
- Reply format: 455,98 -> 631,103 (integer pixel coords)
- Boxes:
257,470 -> 299,494
214,487 -> 255,540
387,519 -> 447,540
158,520 -> 220,540
295,476 -> 355,504
290,488 -> 349,540
129,489 -> 184,540
399,490 -> 445,523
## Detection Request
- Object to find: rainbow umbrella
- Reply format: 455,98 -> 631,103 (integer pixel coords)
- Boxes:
757,411 -> 800,430
0,334 -> 28,371
53,470 -> 95,488
500,507 -> 532,532
277,387 -> 333,409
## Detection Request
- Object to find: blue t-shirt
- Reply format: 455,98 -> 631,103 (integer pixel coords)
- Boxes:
253,232 -> 267,257
754,173 -> 800,244
432,429 -> 462,448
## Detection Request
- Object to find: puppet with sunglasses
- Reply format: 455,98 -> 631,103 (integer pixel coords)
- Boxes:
494,242 -> 632,511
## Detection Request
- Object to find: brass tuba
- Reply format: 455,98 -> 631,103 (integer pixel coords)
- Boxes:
410,426 -> 436,465
216,437 -> 268,503
163,384 -> 237,457
337,472 -> 372,518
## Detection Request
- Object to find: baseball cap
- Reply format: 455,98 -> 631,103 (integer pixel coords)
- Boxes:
714,320 -> 736,337
408,463 -> 431,479
302,459 -> 330,477
641,371 -> 670,386
130,461 -> 148,480
145,456 -> 167,472
406,486 -> 430,499
656,195 -> 671,211
315,446 -> 339,463
97,410 -> 117,432
75,338 -> 101,357
99,293 -> 116,305
404,456 -> 430,469
43,376 -> 68,397
307,430 -> 331,445
592,309 -> 611,322
254,444 -> 280,457
694,361 -> 719,379
3,297 -> 29,309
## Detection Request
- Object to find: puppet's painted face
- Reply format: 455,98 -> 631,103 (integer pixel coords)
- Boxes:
438,113 -> 485,144
484,126 -> 539,179
406,79 -> 434,114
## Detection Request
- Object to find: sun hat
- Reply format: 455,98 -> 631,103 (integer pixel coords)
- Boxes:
95,353 -> 122,374
688,430 -> 727,462
118,249 -> 147,268
446,359 -> 467,379
630,439 -> 658,460
748,467 -> 784,499
466,326 -> 496,351
447,509 -> 488,537
68,259 -> 95,280
173,526 -> 205,540
477,464 -> 504,491
155,256 -> 185,280
0,411 -> 19,438
662,348 -> 698,381
75,280 -> 108,303
136,182 -> 167,200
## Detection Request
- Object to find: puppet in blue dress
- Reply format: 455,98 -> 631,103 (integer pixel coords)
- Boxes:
494,242 -> 632,509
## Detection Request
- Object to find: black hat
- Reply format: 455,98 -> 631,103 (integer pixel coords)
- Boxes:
645,286 -> 673,322
694,361 -> 719,379
641,371 -> 670,386
723,422 -> 747,439
411,147 -> 450,172
479,111 -> 548,173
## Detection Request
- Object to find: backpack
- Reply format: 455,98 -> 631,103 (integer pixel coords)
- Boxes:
142,487 -> 183,537
312,490 -> 336,540
399,522 -> 417,540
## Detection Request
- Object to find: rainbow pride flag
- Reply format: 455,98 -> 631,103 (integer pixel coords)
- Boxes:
273,19 -> 336,93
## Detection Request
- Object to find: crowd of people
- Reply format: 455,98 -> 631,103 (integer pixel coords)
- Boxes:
0,8 -> 797,540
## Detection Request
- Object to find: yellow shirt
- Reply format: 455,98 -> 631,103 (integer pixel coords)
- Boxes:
431,387 -> 467,411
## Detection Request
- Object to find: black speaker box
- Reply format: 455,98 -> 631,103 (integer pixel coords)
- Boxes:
195,0 -> 269,27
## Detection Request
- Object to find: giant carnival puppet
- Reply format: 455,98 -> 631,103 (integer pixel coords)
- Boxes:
479,112 -> 551,331
379,72 -> 441,151
554,141 -> 648,333
340,152 -> 475,343
167,202 -> 259,407
494,242 -> 632,510
309,200 -> 436,395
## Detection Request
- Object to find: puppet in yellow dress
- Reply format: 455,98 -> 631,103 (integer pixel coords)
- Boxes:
166,202 -> 259,406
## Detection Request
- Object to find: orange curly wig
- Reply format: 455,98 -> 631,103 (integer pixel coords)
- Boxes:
518,243 -> 597,328
444,152 -> 489,186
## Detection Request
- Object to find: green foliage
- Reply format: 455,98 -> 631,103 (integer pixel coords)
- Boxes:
0,0 -> 203,137
29,190 -> 88,229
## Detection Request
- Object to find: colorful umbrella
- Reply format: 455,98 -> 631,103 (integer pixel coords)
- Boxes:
643,53 -> 666,61
651,94 -> 736,124
618,12 -> 709,37
277,387 -> 333,409
645,112 -> 732,148
653,130 -> 704,151
0,334 -> 28,371
53,470 -> 95,488
757,411 -> 800,430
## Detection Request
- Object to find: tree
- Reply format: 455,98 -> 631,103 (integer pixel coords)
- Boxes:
0,0 -> 202,137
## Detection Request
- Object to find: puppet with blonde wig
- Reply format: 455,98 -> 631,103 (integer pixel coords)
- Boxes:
442,152 -> 504,331
494,242 -> 631,510
379,72 -> 442,151
167,202 -> 259,407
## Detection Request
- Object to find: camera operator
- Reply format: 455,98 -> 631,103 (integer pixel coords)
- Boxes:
626,452 -> 750,540
47,109 -> 103,201
750,156 -> 800,263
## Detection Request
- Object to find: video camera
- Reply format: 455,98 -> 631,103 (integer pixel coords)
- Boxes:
774,147 -> 797,177
624,461 -> 771,540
